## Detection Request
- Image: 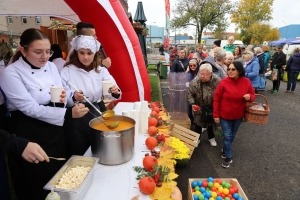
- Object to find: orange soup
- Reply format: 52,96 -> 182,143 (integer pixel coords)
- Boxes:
92,120 -> 134,131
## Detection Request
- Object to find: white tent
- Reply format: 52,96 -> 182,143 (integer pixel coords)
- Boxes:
0,0 -> 79,22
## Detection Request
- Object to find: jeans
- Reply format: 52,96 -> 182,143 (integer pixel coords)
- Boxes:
287,71 -> 299,91
220,118 -> 243,159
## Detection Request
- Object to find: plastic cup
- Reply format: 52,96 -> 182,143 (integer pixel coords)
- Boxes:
50,86 -> 64,102
102,80 -> 114,96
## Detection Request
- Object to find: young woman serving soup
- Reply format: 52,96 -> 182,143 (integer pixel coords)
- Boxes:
0,28 -> 89,199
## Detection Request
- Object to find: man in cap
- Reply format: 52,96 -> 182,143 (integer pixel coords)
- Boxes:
270,45 -> 286,93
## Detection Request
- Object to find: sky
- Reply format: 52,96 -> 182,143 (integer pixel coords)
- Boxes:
127,0 -> 300,34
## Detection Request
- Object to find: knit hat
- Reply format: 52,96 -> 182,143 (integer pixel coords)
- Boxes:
213,40 -> 221,47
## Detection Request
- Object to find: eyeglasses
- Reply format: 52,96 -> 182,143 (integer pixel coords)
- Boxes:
227,68 -> 236,71
29,50 -> 54,57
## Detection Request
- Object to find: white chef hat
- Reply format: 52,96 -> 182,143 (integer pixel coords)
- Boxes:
70,35 -> 101,54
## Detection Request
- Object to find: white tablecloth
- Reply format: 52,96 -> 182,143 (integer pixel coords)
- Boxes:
83,102 -> 151,200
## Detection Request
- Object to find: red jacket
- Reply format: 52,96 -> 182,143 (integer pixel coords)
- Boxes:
213,77 -> 255,120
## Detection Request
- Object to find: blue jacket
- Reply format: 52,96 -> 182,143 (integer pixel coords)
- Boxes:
286,52 -> 300,72
245,57 -> 260,88
264,51 -> 271,71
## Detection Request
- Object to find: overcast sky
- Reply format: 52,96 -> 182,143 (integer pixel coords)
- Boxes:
128,0 -> 299,33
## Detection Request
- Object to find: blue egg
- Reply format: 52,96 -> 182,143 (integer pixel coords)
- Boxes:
205,191 -> 211,198
233,193 -> 240,199
200,187 -> 206,193
193,194 -> 199,200
197,180 -> 203,187
192,181 -> 198,188
207,177 -> 214,182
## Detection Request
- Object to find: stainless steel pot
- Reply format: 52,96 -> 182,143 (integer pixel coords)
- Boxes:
89,115 -> 135,165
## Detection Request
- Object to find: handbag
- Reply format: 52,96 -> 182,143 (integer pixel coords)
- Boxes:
200,84 -> 214,123
201,104 -> 214,123
271,68 -> 278,81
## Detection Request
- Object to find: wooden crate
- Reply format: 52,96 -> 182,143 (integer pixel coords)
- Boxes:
170,123 -> 200,158
188,178 -> 248,200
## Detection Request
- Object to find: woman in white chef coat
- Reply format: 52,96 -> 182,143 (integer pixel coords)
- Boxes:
1,28 -> 89,200
61,35 -> 121,156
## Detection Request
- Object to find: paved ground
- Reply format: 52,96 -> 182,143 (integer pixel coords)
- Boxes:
160,76 -> 300,200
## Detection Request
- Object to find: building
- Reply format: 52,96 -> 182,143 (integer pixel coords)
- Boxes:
146,25 -> 164,44
279,24 -> 300,39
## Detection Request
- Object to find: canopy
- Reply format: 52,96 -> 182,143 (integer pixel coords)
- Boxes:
0,0 -> 79,22
269,38 -> 296,46
287,39 -> 300,45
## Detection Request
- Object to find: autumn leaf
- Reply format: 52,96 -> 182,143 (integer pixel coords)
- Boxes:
150,181 -> 177,200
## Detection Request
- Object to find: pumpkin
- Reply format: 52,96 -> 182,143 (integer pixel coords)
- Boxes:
145,137 -> 158,150
147,126 -> 158,136
138,176 -> 156,195
142,155 -> 158,171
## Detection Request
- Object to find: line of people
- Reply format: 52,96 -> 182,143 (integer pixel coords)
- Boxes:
0,22 -> 121,200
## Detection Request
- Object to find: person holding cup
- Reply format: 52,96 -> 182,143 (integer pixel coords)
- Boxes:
61,35 -> 121,156
0,28 -> 89,200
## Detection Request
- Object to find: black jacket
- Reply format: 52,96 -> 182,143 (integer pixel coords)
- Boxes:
0,129 -> 28,156
270,51 -> 286,70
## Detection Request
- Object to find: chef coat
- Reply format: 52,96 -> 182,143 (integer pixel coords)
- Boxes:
0,57 -> 67,126
60,64 -> 121,106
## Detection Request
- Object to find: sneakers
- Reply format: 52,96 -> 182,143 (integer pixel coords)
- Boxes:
208,138 -> 217,146
221,158 -> 233,168
271,89 -> 278,94
285,90 -> 291,93
220,152 -> 226,159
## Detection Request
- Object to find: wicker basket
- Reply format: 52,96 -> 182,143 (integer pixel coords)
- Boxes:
245,94 -> 270,124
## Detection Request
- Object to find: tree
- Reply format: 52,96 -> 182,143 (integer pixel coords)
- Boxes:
231,0 -> 274,44
171,0 -> 233,44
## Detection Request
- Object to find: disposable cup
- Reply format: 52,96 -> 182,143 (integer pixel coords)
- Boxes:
102,80 -> 114,96
50,86 -> 64,102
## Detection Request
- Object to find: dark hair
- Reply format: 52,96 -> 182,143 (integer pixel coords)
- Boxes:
12,28 -> 49,62
65,50 -> 101,72
76,22 -> 95,35
234,46 -> 242,56
231,60 -> 245,77
49,44 -> 63,61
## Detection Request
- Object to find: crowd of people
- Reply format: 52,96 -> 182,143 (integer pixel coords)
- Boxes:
166,35 -> 296,169
0,22 -> 121,200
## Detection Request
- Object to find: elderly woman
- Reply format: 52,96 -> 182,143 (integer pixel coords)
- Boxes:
243,50 -> 260,93
215,49 -> 228,77
186,59 -> 200,131
225,51 -> 234,68
187,63 -> 220,146
213,61 -> 255,168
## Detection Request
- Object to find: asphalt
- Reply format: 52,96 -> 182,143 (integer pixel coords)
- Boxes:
159,76 -> 300,200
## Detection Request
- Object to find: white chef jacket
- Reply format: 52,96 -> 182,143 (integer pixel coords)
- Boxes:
0,57 -> 67,126
0,64 -> 5,105
60,64 -> 121,106
52,58 -> 66,73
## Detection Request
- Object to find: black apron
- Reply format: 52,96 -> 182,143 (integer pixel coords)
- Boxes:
64,101 -> 106,157
8,107 -> 67,200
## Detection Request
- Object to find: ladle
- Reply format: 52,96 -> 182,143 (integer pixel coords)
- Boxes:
88,111 -> 120,129
67,81 -> 119,129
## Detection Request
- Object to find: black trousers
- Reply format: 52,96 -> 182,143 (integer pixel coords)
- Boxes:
194,124 -> 215,139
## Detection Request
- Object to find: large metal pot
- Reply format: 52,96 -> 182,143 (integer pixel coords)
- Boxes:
89,115 -> 135,165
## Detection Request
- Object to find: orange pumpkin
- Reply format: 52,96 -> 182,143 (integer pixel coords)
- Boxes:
145,137 -> 158,150
148,117 -> 158,127
143,155 -> 158,171
147,126 -> 158,136
138,176 -> 156,195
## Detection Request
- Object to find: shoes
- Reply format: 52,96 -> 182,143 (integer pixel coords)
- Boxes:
271,90 -> 278,94
221,158 -> 233,168
285,90 -> 291,93
220,152 -> 226,159
208,138 -> 217,147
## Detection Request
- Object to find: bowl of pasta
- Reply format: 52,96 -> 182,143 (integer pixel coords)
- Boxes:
44,155 -> 98,200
